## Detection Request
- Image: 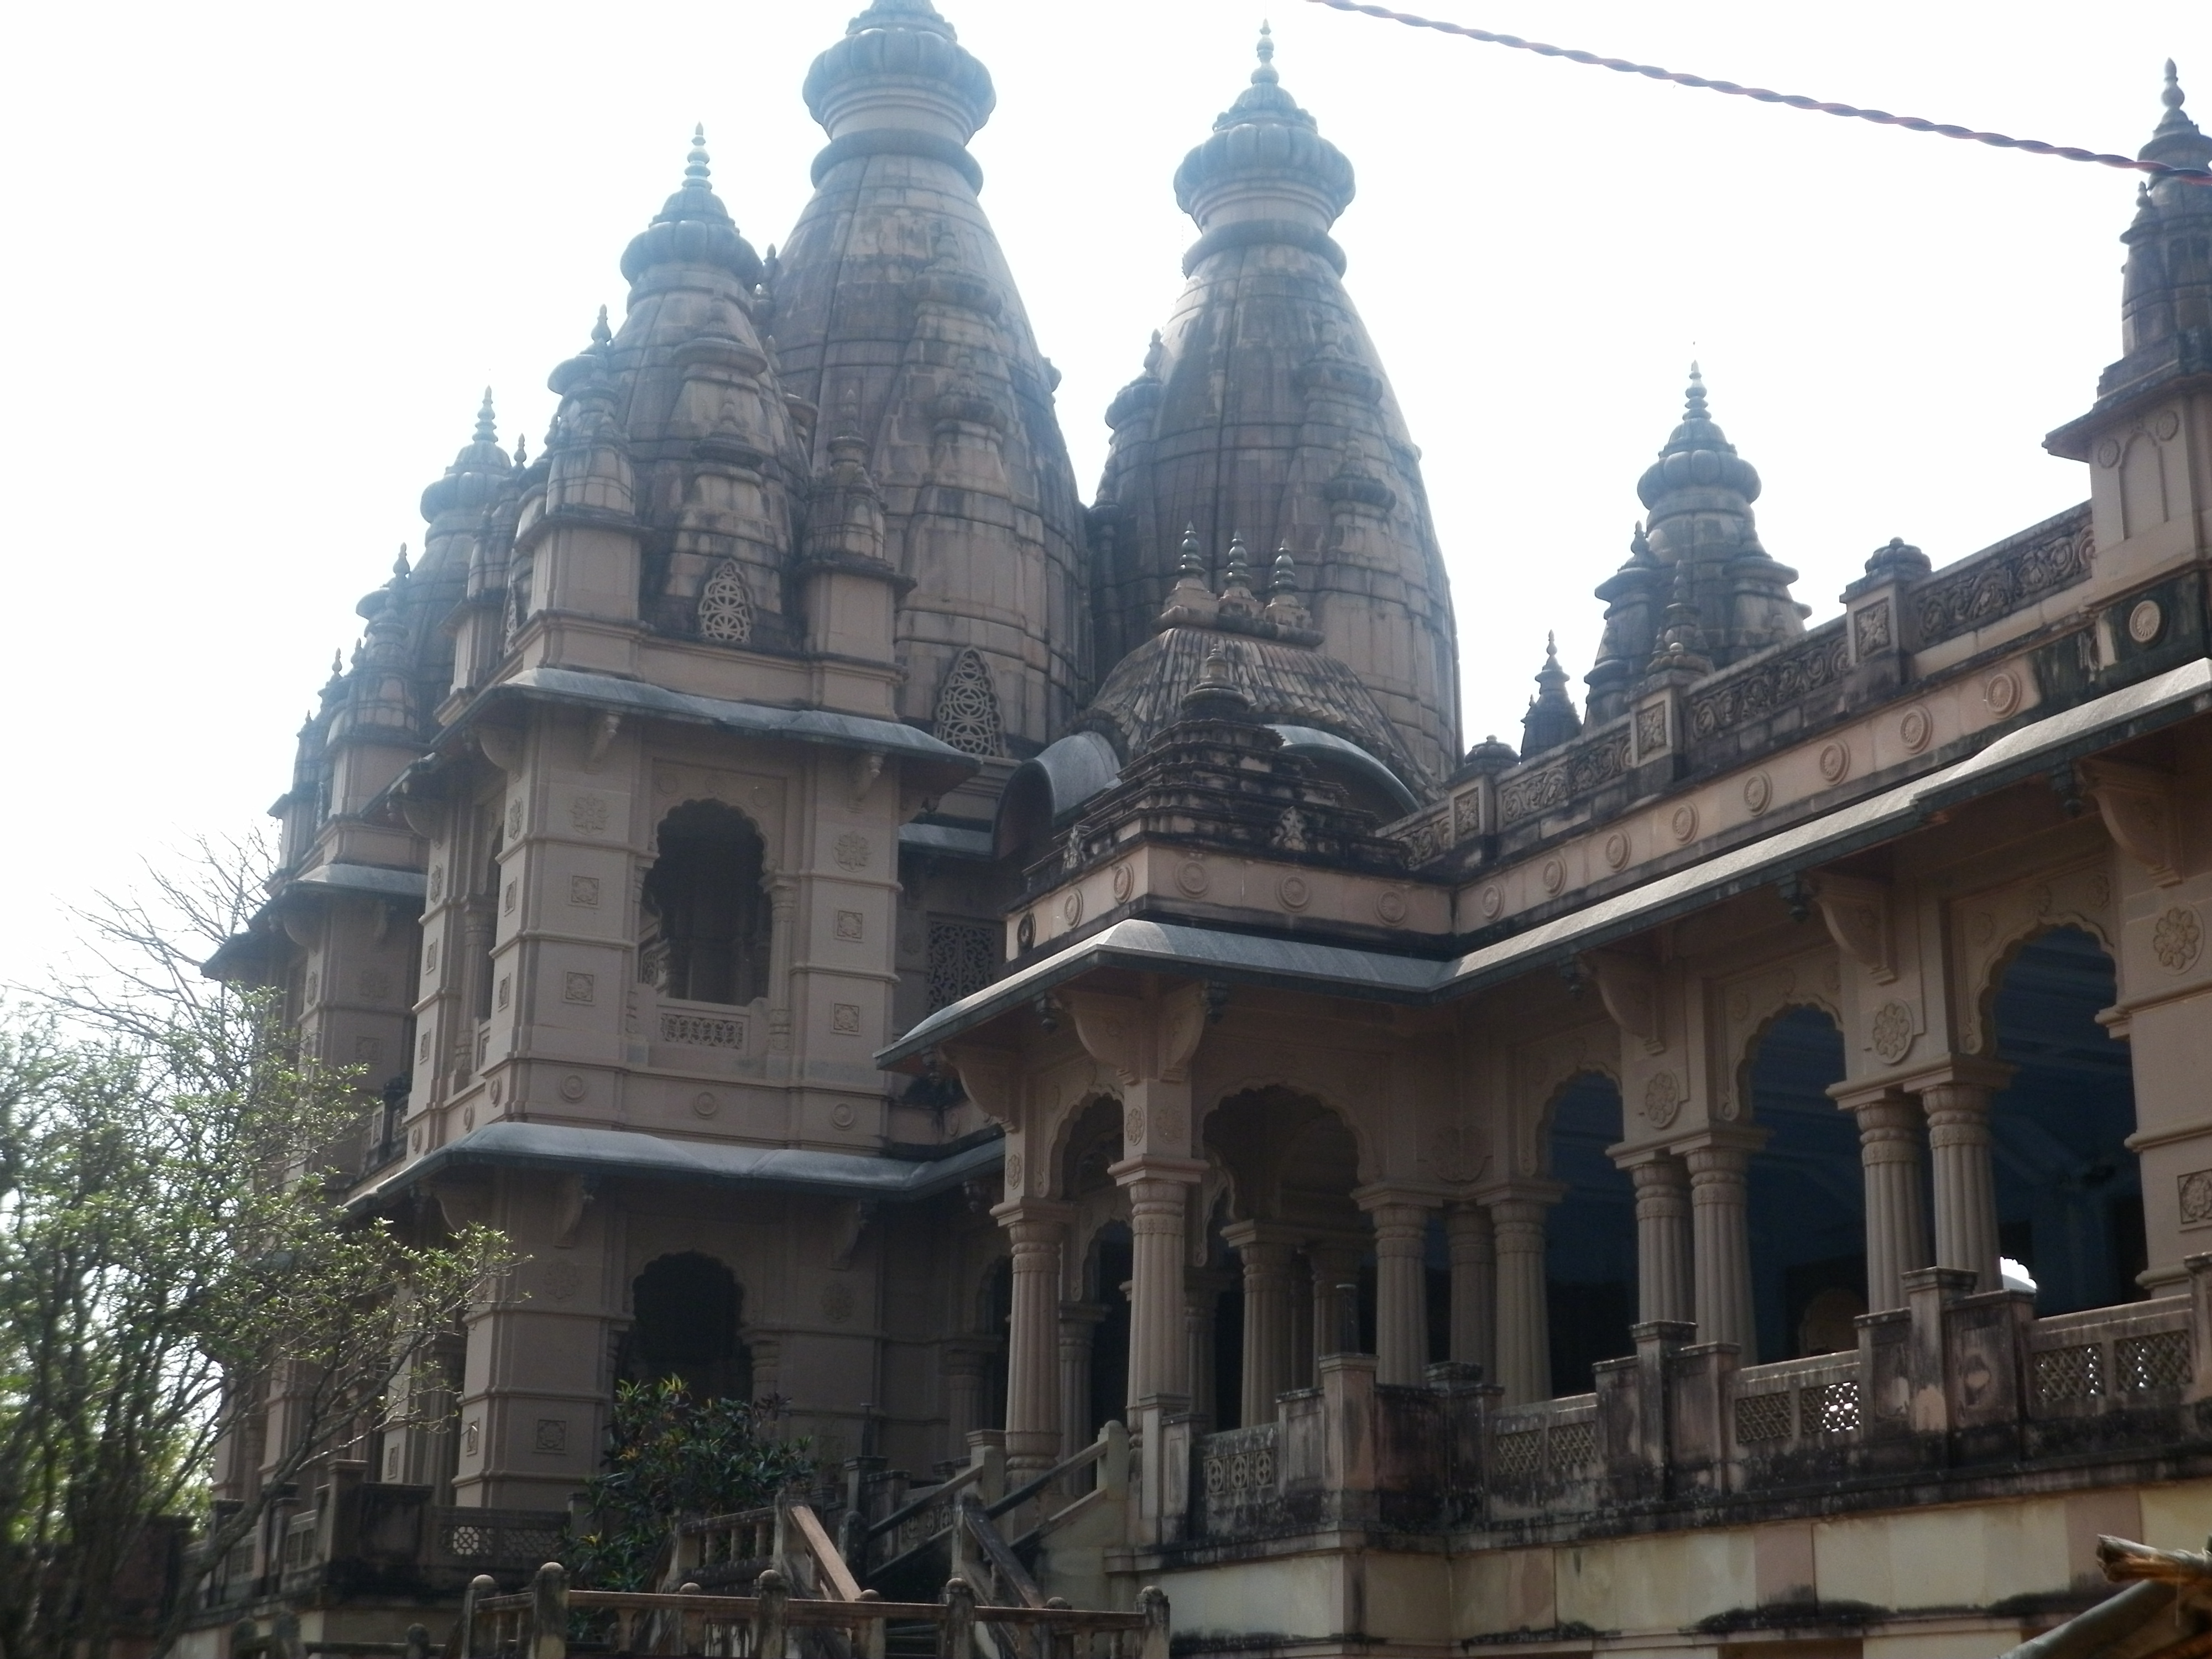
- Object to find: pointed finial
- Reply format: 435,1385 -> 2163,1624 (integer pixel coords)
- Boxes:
512,431 -> 528,468
1254,21 -> 1277,84
1684,362 -> 1709,421
2167,59 -> 2185,113
591,305 -> 612,347
1178,524 -> 1206,577
1225,531 -> 1251,581
1629,521 -> 1656,565
473,387 -> 497,445
1269,541 -> 1298,595
329,649 -> 344,680
685,124 -> 712,187
393,544 -> 410,578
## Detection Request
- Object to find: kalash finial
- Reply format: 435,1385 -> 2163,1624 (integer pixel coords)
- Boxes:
512,431 -> 528,468
1269,540 -> 1298,595
1684,362 -> 1709,421
591,305 -> 613,348
473,387 -> 497,445
1254,21 -> 1278,85
1178,523 -> 1207,578
393,544 -> 410,578
686,124 -> 712,187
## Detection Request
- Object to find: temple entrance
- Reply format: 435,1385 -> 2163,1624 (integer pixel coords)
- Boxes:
621,1251 -> 752,1399
1989,927 -> 2140,1312
1542,1072 -> 1635,1394
1743,1008 -> 1864,1359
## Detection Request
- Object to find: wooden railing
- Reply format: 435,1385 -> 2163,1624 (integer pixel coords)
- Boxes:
458,1565 -> 1167,1659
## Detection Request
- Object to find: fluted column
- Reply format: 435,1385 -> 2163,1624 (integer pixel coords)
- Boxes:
1917,1063 -> 2011,1296
1057,1302 -> 1106,1455
1683,1130 -> 1766,1356
1184,1270 -> 1230,1432
943,1345 -> 990,1461
1445,1204 -> 1496,1375
1485,1184 -> 1562,1406
1623,1152 -> 1693,1325
1359,1191 -> 1438,1387
1222,1223 -> 1297,1424
993,1201 -> 1069,1479
1116,1167 -> 1199,1408
1308,1238 -> 1365,1362
1838,1088 -> 1931,1312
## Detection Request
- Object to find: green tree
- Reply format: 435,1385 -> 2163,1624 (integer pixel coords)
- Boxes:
567,1379 -> 816,1591
0,836 -> 511,1659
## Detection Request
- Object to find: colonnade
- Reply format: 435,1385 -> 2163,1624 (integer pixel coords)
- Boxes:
978,1057 -> 2023,1453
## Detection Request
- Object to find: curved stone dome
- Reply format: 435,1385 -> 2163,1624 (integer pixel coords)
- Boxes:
1079,626 -> 1431,799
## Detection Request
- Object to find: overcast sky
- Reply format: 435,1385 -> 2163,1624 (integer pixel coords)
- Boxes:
0,0 -> 2199,987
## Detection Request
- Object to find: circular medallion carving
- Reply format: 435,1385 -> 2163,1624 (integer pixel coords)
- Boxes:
1376,888 -> 1409,924
1671,804 -> 1698,843
1818,742 -> 1851,784
1643,1072 -> 1683,1129
1004,1151 -> 1024,1191
1870,1000 -> 1916,1064
692,1091 -> 721,1118
462,1104 -> 476,1131
834,831 -> 871,871
1479,885 -> 1503,919
821,1282 -> 854,1324
410,1126 -> 423,1152
1124,1106 -> 1145,1144
831,1102 -> 858,1129
1016,912 -> 1037,951
1061,890 -> 1084,927
560,1073 -> 587,1102
655,769 -> 680,795
1156,1103 -> 1187,1145
2096,437 -> 2122,468
1898,705 -> 1932,754
1743,773 -> 1772,815
2129,599 -> 2165,644
1604,832 -> 1630,870
2154,906 -> 2203,973
1278,874 -> 1311,910
1176,860 -> 1209,897
1985,670 -> 2021,717
2156,409 -> 2183,440
1111,863 -> 1135,902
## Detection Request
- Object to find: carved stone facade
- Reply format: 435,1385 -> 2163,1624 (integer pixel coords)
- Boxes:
194,19 -> 2212,1659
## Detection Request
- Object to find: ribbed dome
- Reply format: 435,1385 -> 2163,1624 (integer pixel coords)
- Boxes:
620,129 -> 763,288
803,0 -> 995,145
420,389 -> 512,520
1173,29 -> 1354,232
1636,366 -> 1762,508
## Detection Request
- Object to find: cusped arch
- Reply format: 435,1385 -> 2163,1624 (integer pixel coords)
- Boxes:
1971,920 -> 2120,1063
1532,1066 -> 1626,1176
1051,1092 -> 1124,1203
1952,864 -> 2116,1056
1714,958 -> 1842,1123
1201,1082 -> 1370,1226
1510,1026 -> 1620,1180
1731,999 -> 1846,1126
648,794 -> 781,872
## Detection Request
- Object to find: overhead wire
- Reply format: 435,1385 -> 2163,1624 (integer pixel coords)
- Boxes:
1301,0 -> 2212,187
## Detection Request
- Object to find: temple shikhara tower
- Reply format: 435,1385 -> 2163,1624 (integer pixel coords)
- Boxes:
196,7 -> 2212,1655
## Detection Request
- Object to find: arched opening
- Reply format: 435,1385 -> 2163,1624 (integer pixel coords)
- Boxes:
1988,927 -> 2140,1312
1204,1088 -> 1366,1426
1543,1072 -> 1635,1394
641,801 -> 770,1006
1744,1006 -> 1864,1360
1058,1097 -> 1133,1439
622,1252 -> 752,1400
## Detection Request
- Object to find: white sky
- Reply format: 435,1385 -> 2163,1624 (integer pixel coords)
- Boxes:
0,0 -> 2199,988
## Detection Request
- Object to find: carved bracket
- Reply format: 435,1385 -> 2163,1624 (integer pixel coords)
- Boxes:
828,1198 -> 877,1271
1580,948 -> 1665,1053
583,711 -> 621,771
849,750 -> 885,810
552,1172 -> 599,1249
1063,979 -> 1209,1084
2080,758 -> 2183,886
942,1040 -> 1022,1124
1809,872 -> 1896,983
475,724 -> 525,774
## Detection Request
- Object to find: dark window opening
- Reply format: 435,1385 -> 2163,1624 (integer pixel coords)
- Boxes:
1745,1006 -> 1863,1361
1545,1072 -> 1636,1393
620,1251 -> 753,1401
642,801 -> 770,1006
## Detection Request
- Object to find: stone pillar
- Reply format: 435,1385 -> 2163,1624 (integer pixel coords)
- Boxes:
1222,1224 -> 1297,1426
1288,1252 -> 1316,1389
1444,1204 -> 1496,1375
992,1201 -> 1069,1479
1057,1302 -> 1105,1456
1622,1152 -> 1693,1326
1485,1184 -> 1563,1406
765,877 -> 799,1062
1116,1165 -> 1201,1408
1359,1192 -> 1438,1387
1308,1238 -> 1365,1361
942,1344 -> 990,1462
1184,1270 -> 1230,1432
1916,1063 -> 2012,1296
1682,1130 -> 1766,1357
1837,1087 -> 1932,1313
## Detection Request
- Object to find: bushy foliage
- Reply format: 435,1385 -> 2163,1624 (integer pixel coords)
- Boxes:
566,1378 -> 816,1590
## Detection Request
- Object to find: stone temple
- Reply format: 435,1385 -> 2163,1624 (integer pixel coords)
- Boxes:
195,6 -> 2212,1655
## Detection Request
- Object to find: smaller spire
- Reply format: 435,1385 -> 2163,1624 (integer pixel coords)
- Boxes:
686,123 -> 712,185
591,305 -> 613,348
1269,540 -> 1298,596
1648,561 -> 1713,675
1177,524 -> 1206,578
473,387 -> 497,445
1628,521 -> 1656,567
393,544 -> 410,578
1520,632 -> 1582,758
1180,644 -> 1254,721
328,649 -> 344,681
1159,525 -> 1222,630
1684,362 -> 1708,422
513,431 -> 528,468
1253,21 -> 1277,85
1218,532 -> 1259,620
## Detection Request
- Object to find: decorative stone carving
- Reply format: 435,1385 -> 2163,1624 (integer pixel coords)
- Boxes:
697,559 -> 755,644
1743,773 -> 1772,815
932,648 -> 1004,758
570,875 -> 601,907
1688,626 -> 1852,741
1854,599 -> 1893,655
831,1003 -> 862,1035
926,919 -> 997,1013
1810,872 -> 1896,983
833,831 -> 871,870
1953,859 -> 2115,1054
2080,758 -> 2183,886
1898,705 -> 1933,754
2179,1170 -> 2212,1228
835,909 -> 864,941
1870,999 -> 1916,1064
1643,1072 -> 1683,1129
1582,948 -> 1664,1053
1914,508 -> 2094,646
1498,727 -> 1632,826
2153,906 -> 2203,973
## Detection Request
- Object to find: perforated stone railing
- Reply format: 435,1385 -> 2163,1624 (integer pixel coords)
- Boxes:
1197,1422 -> 1285,1536
1730,1352 -> 1864,1453
1486,1393 -> 1598,1498
2026,1296 -> 2194,1420
429,1507 -> 569,1570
